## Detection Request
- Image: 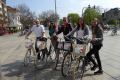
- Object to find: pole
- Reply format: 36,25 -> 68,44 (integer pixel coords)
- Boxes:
55,0 -> 57,14
82,7 -> 87,17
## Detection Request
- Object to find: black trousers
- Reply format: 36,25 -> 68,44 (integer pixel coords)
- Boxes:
86,44 -> 103,70
35,37 -> 48,58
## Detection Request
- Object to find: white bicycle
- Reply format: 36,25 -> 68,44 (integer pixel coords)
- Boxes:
24,38 -> 36,66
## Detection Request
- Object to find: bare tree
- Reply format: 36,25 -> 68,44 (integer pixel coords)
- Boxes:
16,4 -> 36,29
39,10 -> 59,27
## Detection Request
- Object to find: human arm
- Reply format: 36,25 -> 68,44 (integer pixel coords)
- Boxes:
41,25 -> 46,37
66,26 -> 77,37
56,26 -> 63,35
25,28 -> 32,39
84,25 -> 89,38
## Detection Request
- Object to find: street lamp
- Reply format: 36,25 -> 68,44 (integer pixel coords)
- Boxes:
82,5 -> 91,17
54,0 -> 57,14
54,0 -> 57,21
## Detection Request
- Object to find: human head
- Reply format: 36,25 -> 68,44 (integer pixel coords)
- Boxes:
92,18 -> 99,27
32,20 -> 36,25
36,19 -> 40,25
63,17 -> 67,23
78,17 -> 84,24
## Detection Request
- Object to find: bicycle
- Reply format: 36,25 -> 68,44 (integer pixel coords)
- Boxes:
61,36 -> 92,80
54,37 -> 72,70
34,37 -> 50,68
111,29 -> 117,36
24,38 -> 36,66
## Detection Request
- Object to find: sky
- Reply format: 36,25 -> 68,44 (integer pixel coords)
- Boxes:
7,0 -> 120,18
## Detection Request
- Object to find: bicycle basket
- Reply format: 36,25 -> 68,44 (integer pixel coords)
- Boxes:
57,42 -> 71,51
37,41 -> 46,50
25,39 -> 33,49
63,42 -> 71,51
74,44 -> 85,56
57,42 -> 63,49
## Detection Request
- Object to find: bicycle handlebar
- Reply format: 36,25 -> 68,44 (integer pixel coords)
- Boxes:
65,36 -> 91,44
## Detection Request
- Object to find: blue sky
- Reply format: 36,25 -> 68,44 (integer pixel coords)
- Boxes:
7,0 -> 120,18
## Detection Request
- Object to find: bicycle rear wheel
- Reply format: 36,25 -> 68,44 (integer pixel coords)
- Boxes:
61,52 -> 73,77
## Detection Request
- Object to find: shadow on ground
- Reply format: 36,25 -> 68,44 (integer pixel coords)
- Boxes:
1,60 -> 71,80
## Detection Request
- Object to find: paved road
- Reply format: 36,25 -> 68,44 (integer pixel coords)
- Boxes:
0,31 -> 120,80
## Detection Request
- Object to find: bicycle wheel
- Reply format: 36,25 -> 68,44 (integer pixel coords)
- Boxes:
48,44 -> 56,61
73,57 -> 85,80
61,52 -> 72,77
24,49 -> 32,66
54,49 -> 60,69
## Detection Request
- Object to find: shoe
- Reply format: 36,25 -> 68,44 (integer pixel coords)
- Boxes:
94,70 -> 103,75
37,53 -> 40,60
91,65 -> 98,71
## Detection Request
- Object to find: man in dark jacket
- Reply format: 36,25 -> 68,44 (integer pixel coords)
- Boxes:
86,18 -> 103,75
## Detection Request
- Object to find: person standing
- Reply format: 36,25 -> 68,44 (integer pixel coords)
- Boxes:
86,18 -> 104,75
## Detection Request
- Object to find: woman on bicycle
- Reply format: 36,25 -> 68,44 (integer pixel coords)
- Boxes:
86,18 -> 103,75
66,17 -> 89,44
48,21 -> 58,54
48,21 -> 57,37
57,17 -> 72,41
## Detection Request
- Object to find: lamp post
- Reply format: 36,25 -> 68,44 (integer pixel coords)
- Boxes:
54,0 -> 57,22
82,7 -> 87,17
82,5 -> 91,25
54,0 -> 57,14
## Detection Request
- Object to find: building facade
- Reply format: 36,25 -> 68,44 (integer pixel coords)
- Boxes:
7,6 -> 22,33
102,8 -> 120,24
0,0 -> 8,35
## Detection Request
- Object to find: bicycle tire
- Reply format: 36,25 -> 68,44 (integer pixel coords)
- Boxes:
54,49 -> 60,69
73,57 -> 85,80
24,49 -> 32,66
61,52 -> 72,77
48,44 -> 56,61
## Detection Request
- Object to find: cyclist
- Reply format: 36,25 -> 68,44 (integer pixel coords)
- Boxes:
25,20 -> 48,60
86,18 -> 103,75
66,17 -> 89,44
48,21 -> 57,37
112,26 -> 117,35
48,21 -> 58,53
57,17 -> 72,41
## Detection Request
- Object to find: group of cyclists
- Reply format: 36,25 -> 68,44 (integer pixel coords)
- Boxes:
25,17 -> 104,75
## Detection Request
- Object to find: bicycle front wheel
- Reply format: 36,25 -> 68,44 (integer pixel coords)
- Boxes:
73,57 -> 85,80
24,49 -> 33,66
61,52 -> 72,77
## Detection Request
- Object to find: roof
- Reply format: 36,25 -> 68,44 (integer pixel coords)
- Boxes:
7,6 -> 18,13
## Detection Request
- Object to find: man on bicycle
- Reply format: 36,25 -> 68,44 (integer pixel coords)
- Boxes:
25,19 -> 48,60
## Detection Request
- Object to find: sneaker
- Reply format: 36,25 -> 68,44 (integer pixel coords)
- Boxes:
91,65 -> 98,71
94,70 -> 103,75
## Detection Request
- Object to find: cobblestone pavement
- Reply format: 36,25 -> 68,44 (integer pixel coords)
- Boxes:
0,30 -> 120,80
